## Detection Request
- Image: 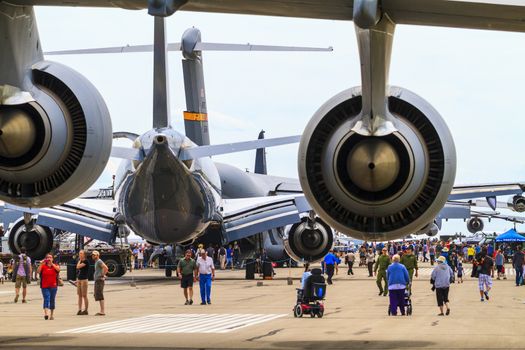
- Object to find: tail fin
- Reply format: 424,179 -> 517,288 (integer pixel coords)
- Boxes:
254,130 -> 267,175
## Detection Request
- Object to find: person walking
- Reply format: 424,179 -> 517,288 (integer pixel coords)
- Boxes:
495,249 -> 506,280
477,249 -> 494,302
12,247 -> 31,303
457,260 -> 464,283
429,245 -> 436,266
0,260 -> 4,284
76,250 -> 90,315
366,249 -> 375,277
137,248 -> 144,270
226,245 -> 233,270
92,251 -> 109,315
196,250 -> 215,305
512,246 -> 524,286
346,250 -> 355,275
375,248 -> 391,296
233,242 -> 241,268
323,250 -> 337,285
177,250 -> 197,305
400,246 -> 419,282
37,253 -> 60,320
431,256 -> 454,316
218,246 -> 227,270
386,254 -> 410,316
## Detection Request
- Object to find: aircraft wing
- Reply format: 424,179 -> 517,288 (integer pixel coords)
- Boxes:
3,198 -> 118,243
14,1 -> 525,32
448,182 -> 525,201
221,194 -> 311,243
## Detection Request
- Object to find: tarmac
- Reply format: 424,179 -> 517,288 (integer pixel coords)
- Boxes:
0,262 -> 524,350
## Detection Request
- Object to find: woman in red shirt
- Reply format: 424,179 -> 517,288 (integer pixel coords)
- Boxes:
37,254 -> 60,320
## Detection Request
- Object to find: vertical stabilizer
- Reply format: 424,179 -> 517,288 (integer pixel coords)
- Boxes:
181,27 -> 210,146
254,130 -> 267,175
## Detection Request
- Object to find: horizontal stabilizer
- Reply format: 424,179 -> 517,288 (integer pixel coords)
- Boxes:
111,146 -> 143,161
45,43 -> 331,56
179,135 -> 300,160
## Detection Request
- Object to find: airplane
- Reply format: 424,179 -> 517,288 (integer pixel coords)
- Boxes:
0,17 -> 336,264
1,1 -> 525,253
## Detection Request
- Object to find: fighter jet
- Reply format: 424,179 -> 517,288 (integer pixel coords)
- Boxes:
1,1 -> 525,251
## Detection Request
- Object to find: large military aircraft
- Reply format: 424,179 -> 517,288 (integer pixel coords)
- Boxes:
0,10 -> 335,263
1,0 -> 525,257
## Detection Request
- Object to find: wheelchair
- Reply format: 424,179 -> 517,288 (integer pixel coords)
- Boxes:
293,268 -> 326,318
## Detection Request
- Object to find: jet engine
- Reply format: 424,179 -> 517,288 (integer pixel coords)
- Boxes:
298,87 -> 456,241
419,222 -> 439,237
284,216 -> 333,262
8,218 -> 53,260
0,61 -> 112,208
508,195 -> 525,213
467,217 -> 484,233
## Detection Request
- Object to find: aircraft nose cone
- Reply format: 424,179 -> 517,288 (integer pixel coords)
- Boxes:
121,140 -> 208,243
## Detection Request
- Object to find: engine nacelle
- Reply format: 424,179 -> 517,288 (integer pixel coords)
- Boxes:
508,195 -> 525,213
8,218 -> 53,260
416,222 -> 439,237
0,61 -> 112,207
467,217 -> 484,233
284,216 -> 333,262
298,86 -> 456,241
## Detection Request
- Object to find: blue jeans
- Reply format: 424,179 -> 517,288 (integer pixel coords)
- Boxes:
516,267 -> 524,286
41,287 -> 57,310
199,274 -> 212,303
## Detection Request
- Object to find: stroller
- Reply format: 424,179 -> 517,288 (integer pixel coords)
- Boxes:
387,288 -> 413,316
294,268 -> 326,318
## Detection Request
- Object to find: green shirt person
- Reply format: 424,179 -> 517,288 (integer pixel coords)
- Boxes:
374,248 -> 391,296
400,247 -> 418,280
177,250 -> 198,305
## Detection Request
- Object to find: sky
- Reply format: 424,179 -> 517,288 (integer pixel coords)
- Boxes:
33,6 -> 525,236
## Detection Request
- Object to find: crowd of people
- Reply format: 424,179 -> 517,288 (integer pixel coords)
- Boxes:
324,239 -> 525,316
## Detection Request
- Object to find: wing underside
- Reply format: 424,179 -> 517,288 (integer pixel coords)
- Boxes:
13,0 -> 525,32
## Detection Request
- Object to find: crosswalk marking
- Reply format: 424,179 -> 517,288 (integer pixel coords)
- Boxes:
58,313 -> 286,334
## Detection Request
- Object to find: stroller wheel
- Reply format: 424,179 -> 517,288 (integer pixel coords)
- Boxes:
293,304 -> 303,318
310,312 -> 316,318
317,309 -> 324,318
407,305 -> 412,316
388,307 -> 391,316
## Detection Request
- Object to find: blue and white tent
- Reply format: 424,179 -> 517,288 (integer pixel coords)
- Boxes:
495,229 -> 525,242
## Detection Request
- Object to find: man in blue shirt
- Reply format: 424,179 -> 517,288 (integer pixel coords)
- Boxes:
387,254 -> 410,316
323,250 -> 337,285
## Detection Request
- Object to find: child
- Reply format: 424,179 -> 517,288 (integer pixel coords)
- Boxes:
457,260 -> 464,283
0,261 -> 4,284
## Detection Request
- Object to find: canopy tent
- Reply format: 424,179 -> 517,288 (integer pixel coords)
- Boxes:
495,229 -> 525,242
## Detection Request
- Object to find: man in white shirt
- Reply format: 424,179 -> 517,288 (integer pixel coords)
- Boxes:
196,251 -> 215,305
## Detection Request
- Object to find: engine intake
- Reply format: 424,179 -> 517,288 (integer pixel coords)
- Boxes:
467,217 -> 484,233
284,216 -> 333,262
298,87 -> 456,241
508,195 -> 525,213
0,61 -> 112,207
8,218 -> 53,260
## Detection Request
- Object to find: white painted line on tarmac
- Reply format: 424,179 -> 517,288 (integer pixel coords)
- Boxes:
58,313 -> 286,334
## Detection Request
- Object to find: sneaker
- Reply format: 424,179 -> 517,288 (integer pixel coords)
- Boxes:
378,291 -> 383,296
76,310 -> 83,315
184,300 -> 189,305
44,315 -> 49,320
49,316 -> 54,320
22,299 -> 26,303
200,302 -> 206,305
480,298 -> 484,302
207,301 -> 211,305
189,299 -> 193,305
81,310 -> 88,315
383,293 -> 388,297
446,308 -> 450,316
14,295 -> 18,303
484,291 -> 490,300
437,313 -> 444,316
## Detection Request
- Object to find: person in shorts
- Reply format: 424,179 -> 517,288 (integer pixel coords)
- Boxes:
92,251 -> 108,315
12,247 -> 31,303
177,250 -> 197,305
76,250 -> 89,315
477,249 -> 494,302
